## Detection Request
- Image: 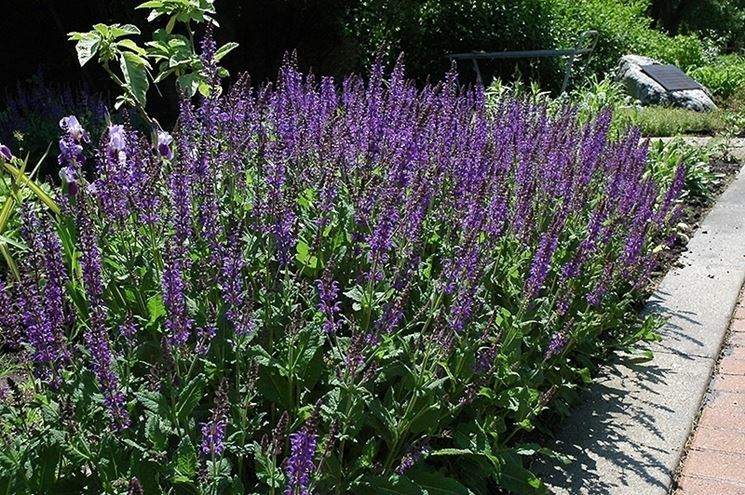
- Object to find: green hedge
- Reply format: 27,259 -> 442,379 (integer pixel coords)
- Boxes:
343,0 -> 709,88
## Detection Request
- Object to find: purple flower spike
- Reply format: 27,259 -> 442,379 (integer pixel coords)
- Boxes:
200,379 -> 230,458
316,277 -> 341,334
0,143 -> 12,161
285,426 -> 317,495
157,131 -> 174,160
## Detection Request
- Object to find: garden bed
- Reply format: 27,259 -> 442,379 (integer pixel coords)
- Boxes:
654,152 -> 742,276
533,145 -> 745,495
0,54 -> 731,495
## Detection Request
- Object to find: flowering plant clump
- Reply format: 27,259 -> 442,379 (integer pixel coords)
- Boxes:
0,53 -> 684,494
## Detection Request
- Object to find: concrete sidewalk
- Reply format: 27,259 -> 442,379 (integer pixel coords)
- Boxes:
534,145 -> 745,494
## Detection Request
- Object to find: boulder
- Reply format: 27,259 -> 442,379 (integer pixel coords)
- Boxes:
616,55 -> 717,111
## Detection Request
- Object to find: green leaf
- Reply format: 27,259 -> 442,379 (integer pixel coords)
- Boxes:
111,24 -> 141,37
146,414 -> 168,451
136,390 -> 166,414
407,470 -> 475,495
166,15 -> 177,34
0,234 -> 28,251
430,448 -> 474,457
147,293 -> 166,324
498,454 -> 547,495
2,161 -> 60,214
178,72 -> 200,97
175,373 -> 205,422
214,42 -> 239,62
361,474 -> 426,495
136,0 -> 164,9
174,436 -> 197,480
72,33 -> 100,66
117,39 -> 147,56
296,240 -> 310,262
119,51 -> 150,107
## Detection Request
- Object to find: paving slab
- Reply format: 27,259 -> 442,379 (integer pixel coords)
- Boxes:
534,151 -> 745,494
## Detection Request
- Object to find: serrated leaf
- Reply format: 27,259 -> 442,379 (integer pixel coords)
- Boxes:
146,414 -> 168,451
122,438 -> 148,453
120,51 -> 150,107
174,436 -> 197,480
136,390 -> 165,414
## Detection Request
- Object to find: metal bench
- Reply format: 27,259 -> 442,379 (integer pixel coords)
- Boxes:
446,30 -> 599,93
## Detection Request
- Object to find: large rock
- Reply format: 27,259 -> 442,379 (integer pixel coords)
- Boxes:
616,55 -> 717,111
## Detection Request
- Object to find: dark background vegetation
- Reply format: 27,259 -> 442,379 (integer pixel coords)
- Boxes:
3,0 -> 745,92
0,0 -> 354,97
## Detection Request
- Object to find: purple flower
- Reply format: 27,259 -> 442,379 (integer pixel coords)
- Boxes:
108,125 -> 127,152
77,197 -> 129,429
119,319 -> 139,346
58,165 -> 79,185
0,143 -> 12,161
545,332 -> 567,359
0,277 -> 22,349
654,164 -> 686,224
587,260 -> 615,307
285,426 -> 317,495
196,323 -> 218,355
59,115 -> 87,142
545,320 -> 574,359
525,227 -> 561,300
162,256 -> 193,346
396,441 -> 429,475
157,131 -> 174,160
58,115 -> 88,195
17,207 -> 69,385
316,277 -> 341,334
200,379 -> 229,457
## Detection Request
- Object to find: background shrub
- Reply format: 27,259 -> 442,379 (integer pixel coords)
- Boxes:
344,0 -> 560,85
688,55 -> 745,100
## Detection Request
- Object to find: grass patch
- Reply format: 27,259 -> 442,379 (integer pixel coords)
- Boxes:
619,106 -> 727,137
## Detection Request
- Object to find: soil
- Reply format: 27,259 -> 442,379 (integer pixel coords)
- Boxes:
652,155 -> 743,280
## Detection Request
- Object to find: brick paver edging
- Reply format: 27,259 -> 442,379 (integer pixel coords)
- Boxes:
534,143 -> 745,494
674,295 -> 745,494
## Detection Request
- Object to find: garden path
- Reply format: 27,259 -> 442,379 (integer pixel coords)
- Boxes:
674,289 -> 745,494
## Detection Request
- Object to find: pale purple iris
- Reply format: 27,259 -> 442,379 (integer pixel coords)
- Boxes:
60,116 -> 86,142
0,143 -> 12,161
59,166 -> 79,185
108,125 -> 127,152
157,131 -> 174,160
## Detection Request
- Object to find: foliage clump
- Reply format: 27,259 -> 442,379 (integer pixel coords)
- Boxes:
0,53 -> 684,494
